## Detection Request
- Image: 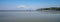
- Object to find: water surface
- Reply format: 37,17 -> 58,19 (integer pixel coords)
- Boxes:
0,10 -> 60,22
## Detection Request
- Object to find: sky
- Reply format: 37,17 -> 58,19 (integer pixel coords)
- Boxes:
0,0 -> 60,10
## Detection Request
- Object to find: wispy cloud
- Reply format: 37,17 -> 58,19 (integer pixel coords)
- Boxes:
17,5 -> 32,8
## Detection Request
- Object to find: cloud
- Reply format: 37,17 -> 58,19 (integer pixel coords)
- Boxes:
17,5 -> 31,8
17,5 -> 40,10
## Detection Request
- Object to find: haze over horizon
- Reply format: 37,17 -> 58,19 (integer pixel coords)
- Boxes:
0,0 -> 60,10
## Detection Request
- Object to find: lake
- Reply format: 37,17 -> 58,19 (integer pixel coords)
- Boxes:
0,10 -> 60,22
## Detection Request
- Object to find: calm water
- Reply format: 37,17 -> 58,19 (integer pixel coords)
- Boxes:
0,10 -> 60,22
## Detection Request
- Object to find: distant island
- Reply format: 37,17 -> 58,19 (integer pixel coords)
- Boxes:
36,7 -> 60,11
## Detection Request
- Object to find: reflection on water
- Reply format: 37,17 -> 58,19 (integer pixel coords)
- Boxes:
0,10 -> 60,22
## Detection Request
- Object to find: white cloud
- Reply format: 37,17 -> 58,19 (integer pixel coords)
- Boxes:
17,5 -> 40,10
17,5 -> 31,8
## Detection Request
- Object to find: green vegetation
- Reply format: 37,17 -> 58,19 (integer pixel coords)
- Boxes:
36,7 -> 60,11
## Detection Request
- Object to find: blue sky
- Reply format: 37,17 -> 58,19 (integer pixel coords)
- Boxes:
0,0 -> 60,10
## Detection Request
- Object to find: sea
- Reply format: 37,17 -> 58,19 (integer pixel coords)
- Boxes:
0,10 -> 60,22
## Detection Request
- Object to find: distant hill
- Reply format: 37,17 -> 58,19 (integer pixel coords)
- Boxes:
36,7 -> 60,11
